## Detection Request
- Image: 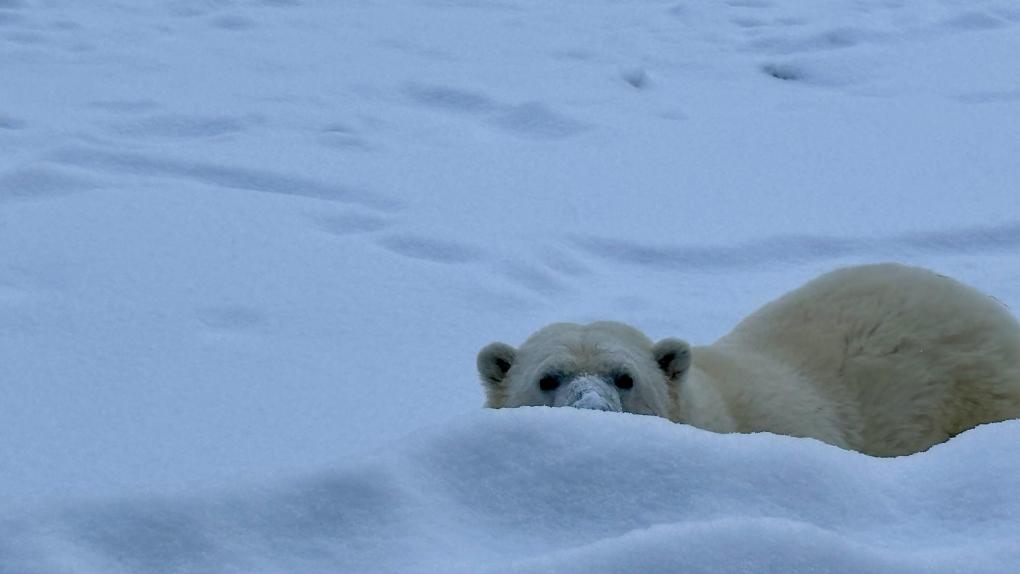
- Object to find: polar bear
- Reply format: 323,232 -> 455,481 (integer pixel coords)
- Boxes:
476,263 -> 1020,456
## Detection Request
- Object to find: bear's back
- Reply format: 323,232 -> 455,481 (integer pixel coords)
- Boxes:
717,263 -> 1020,455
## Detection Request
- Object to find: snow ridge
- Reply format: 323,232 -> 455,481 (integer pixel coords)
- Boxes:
5,411 -> 1019,574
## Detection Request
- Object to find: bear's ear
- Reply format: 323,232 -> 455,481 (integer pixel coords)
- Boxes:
653,338 -> 692,383
477,342 -> 517,386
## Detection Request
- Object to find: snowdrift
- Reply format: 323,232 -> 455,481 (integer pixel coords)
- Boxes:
6,410 -> 1019,574
4,1 -> 1020,571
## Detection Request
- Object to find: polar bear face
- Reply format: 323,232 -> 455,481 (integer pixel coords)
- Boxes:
476,321 -> 691,419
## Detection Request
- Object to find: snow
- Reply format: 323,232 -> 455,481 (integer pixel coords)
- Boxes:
1,0 -> 1019,572
6,412 -> 1020,573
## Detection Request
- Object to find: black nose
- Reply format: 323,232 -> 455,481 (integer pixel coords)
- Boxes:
539,375 -> 560,391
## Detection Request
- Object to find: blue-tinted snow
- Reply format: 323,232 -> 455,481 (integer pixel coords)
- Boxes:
2,1 -> 1019,572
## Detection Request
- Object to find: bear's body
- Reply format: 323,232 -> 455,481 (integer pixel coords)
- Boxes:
477,264 -> 1020,456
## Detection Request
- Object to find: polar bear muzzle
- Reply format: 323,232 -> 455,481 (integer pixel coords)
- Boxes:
552,374 -> 624,412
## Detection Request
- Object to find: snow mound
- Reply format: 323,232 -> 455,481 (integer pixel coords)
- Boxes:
6,410 -> 1019,574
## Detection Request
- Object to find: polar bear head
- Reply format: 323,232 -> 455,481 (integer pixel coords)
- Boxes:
476,321 -> 691,418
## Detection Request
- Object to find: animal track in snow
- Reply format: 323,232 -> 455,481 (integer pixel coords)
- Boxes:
491,103 -> 588,139
538,245 -> 591,277
210,13 -> 256,31
377,234 -> 481,264
109,114 -> 255,139
731,16 -> 767,29
403,82 -> 589,140
759,57 -> 870,89
89,99 -> 161,114
745,27 -> 874,55
498,260 -> 568,297
955,89 -> 1020,104
166,1 -> 229,18
50,146 -> 401,212
168,0 -> 300,18
940,11 -> 1007,32
761,62 -> 803,81
315,211 -> 389,236
727,0 -> 771,8
403,84 -> 499,114
491,245 -> 594,298
197,305 -> 266,331
897,223 -> 1020,254
573,222 -> 1020,271
316,123 -> 373,151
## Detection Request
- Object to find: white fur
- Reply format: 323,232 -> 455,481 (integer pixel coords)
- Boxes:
477,264 -> 1020,456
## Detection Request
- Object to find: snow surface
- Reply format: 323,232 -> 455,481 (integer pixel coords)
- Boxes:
2,0 -> 1020,572
6,411 -> 1020,574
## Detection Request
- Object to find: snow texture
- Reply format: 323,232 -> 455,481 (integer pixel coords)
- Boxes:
2,0 -> 1020,572
5,411 -> 1020,573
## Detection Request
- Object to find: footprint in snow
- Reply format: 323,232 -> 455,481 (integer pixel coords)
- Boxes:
746,27 -> 872,56
621,68 -> 652,90
109,113 -> 256,139
403,82 -> 589,140
760,58 -> 868,89
572,222 -> 1020,271
403,84 -> 499,115
940,11 -> 1006,32
731,16 -> 767,29
727,0 -> 772,8
210,13 -> 256,30
538,245 -> 591,277
50,146 -> 402,212
317,123 -> 373,151
197,305 -> 266,332
489,102 -> 589,140
501,262 -> 571,297
493,245 -> 594,298
315,211 -> 389,236
762,62 -> 804,82
88,99 -> 161,114
377,234 -> 481,264
955,90 -> 1020,104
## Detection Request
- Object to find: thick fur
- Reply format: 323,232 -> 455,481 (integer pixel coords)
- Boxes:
477,264 -> 1020,456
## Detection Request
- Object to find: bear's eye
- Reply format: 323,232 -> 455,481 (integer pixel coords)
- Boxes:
614,373 -> 634,390
539,374 -> 560,392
